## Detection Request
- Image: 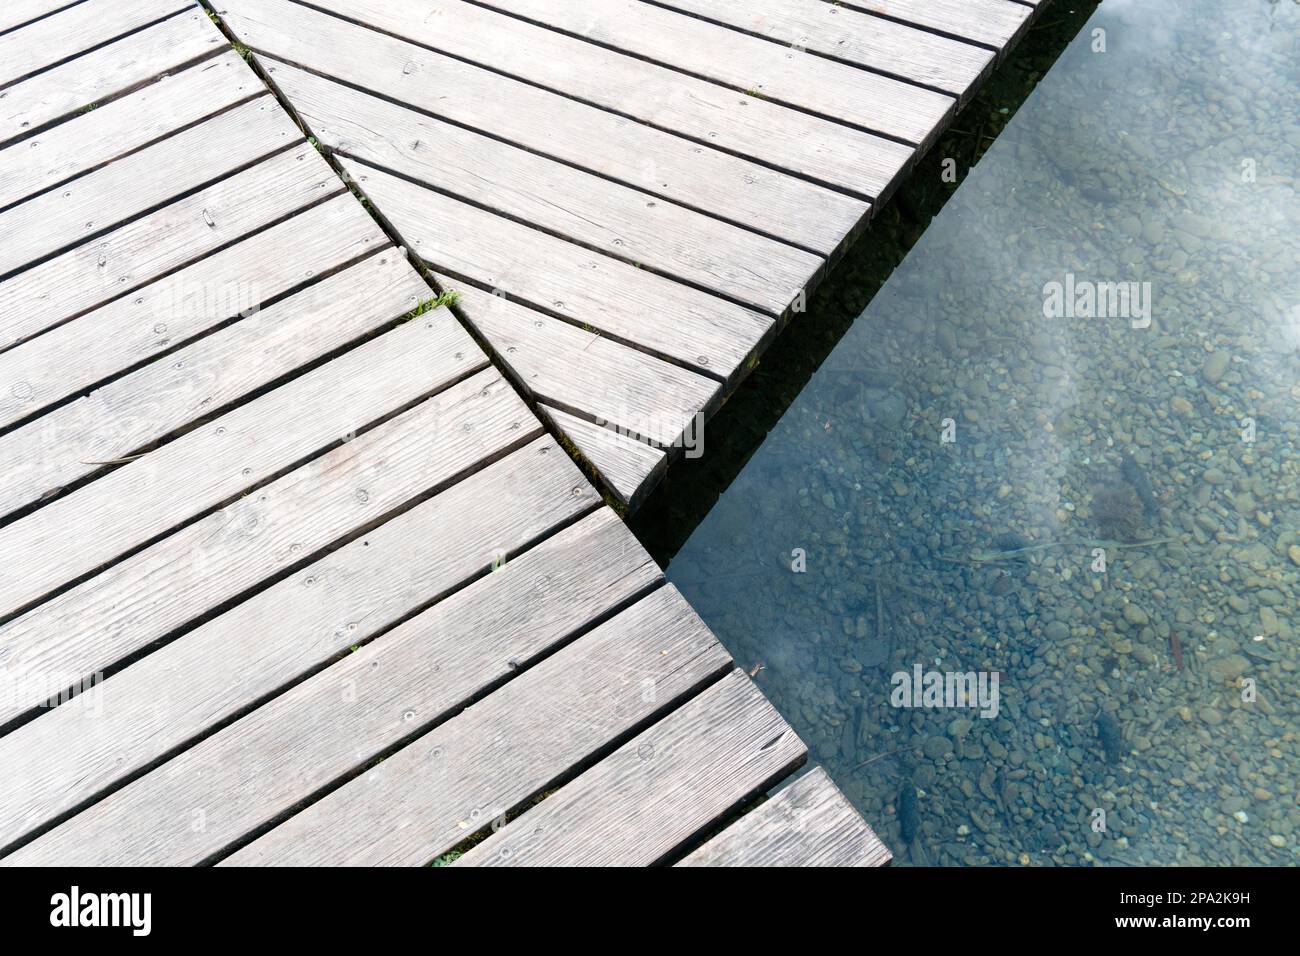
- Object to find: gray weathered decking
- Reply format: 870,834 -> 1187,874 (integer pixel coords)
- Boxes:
214,0 -> 1041,507
0,0 -> 1042,866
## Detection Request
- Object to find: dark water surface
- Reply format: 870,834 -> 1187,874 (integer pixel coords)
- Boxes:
652,0 -> 1299,865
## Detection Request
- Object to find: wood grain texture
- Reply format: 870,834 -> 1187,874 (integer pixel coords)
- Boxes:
542,406 -> 667,510
0,428 -> 594,858
273,63 -> 820,316
472,0 -> 954,146
647,0 -> 994,103
346,160 -> 772,379
0,193 -> 380,430
6,509 -> 654,864
221,0 -> 909,200
678,766 -> 892,867
0,143 -> 337,350
838,0 -> 1032,51
0,9 -> 226,144
226,5 -> 867,257
0,250 -> 417,518
0,50 -> 256,209
0,95 -> 300,276
443,278 -> 719,450
457,668 -> 806,866
221,584 -> 730,866
0,341 -> 490,728
291,0 -> 914,194
0,0 -> 86,35
0,0 -> 188,87
0,293 -> 476,619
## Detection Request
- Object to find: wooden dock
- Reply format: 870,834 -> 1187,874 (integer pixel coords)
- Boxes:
0,0 -> 1040,866
210,0 -> 1040,507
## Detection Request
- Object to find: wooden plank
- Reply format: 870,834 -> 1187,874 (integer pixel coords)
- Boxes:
0,294 -> 477,620
472,0 -> 954,146
0,144 -> 339,351
5,509 -> 656,864
0,50 -> 257,209
838,0 -> 1032,51
0,0 -> 189,87
220,583 -> 730,866
646,0 -> 994,103
457,668 -> 806,866
0,340 -> 493,727
0,423 -> 592,857
222,0 -> 910,200
0,1 -> 86,35
345,160 -> 772,380
0,194 -> 381,431
0,9 -> 226,145
0,251 -> 421,518
228,11 -> 867,259
0,95 -> 300,276
273,64 -> 819,316
677,767 -> 892,867
543,406 -> 667,511
250,33 -> 860,259
442,278 -> 718,450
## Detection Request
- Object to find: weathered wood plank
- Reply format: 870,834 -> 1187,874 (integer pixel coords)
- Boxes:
458,668 -> 806,866
0,293 -> 476,620
0,337 -> 490,727
647,0 -> 994,103
0,144 -> 338,351
227,9 -> 867,257
0,425 -> 591,857
0,0 -> 188,88
221,0 -> 910,200
442,278 -> 718,450
0,250 -> 419,518
0,96 -> 300,276
5,508 -> 654,864
0,0 -> 86,35
838,0 -> 1032,51
472,0 -> 954,146
678,766 -> 892,867
543,406 -> 667,511
0,9 -> 226,145
0,194 -> 380,430
221,584 -> 730,866
0,50 -> 256,209
273,64 -> 819,316
346,160 -> 771,380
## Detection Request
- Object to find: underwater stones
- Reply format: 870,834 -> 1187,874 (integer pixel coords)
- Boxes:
1201,466 -> 1228,486
1288,544 -> 1300,566
1201,350 -> 1230,384
1122,604 -> 1150,627
873,392 -> 908,429
1205,654 -> 1250,683
1259,607 -> 1281,636
1045,620 -> 1070,642
1171,395 -> 1193,416
923,735 -> 952,761
948,717 -> 974,743
1090,483 -> 1145,540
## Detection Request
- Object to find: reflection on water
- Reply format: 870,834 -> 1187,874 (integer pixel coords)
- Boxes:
667,0 -> 1299,865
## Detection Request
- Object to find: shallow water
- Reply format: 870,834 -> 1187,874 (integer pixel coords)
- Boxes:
665,0 -> 1299,865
